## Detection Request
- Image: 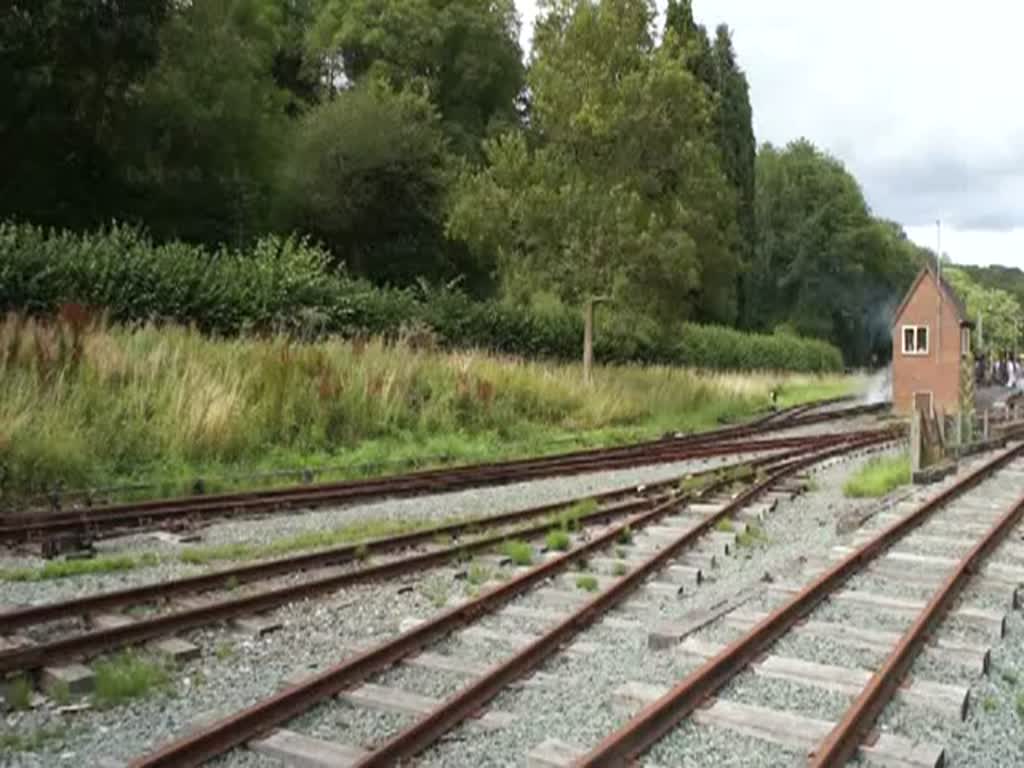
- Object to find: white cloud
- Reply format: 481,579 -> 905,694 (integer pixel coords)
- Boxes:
515,0 -> 1024,269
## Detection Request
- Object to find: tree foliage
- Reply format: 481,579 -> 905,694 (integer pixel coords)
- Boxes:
276,85 -> 453,286
944,268 -> 1022,356
119,0 -> 289,247
751,140 -> 923,364
451,0 -> 736,325
2,0 -> 955,368
0,0 -> 170,229
309,0 -> 525,157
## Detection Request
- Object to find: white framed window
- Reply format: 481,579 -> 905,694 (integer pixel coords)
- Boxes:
902,325 -> 929,355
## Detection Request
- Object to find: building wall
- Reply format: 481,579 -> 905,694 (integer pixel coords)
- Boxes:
891,273 -> 963,415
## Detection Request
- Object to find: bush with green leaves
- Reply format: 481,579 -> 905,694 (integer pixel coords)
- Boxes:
0,221 -> 842,372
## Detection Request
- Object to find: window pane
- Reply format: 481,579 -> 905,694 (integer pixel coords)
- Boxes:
904,328 -> 914,352
917,327 -> 928,351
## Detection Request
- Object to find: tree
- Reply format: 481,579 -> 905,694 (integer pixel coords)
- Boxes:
751,140 -> 922,364
712,25 -> 757,326
944,268 -> 1022,356
663,0 -> 715,91
0,0 -> 170,229
450,0 -> 736,325
309,0 -> 525,157
118,0 -> 289,247
276,85 -> 454,286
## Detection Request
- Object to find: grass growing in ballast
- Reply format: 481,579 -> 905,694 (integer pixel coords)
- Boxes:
843,454 -> 911,498
93,652 -> 170,708
0,313 -> 857,503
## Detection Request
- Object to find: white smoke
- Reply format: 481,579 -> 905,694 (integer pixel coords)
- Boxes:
861,367 -> 892,405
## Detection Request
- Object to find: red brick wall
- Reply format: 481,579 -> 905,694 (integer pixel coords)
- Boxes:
892,273 -> 963,415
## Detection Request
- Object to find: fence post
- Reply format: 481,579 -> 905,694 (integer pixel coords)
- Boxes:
910,410 -> 922,475
984,409 -> 990,440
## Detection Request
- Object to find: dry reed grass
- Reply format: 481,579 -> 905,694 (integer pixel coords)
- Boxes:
0,310 -> 855,499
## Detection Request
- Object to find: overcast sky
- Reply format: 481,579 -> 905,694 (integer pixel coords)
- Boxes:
514,0 -> 1024,269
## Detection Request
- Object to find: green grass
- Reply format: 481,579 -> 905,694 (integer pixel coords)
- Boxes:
575,574 -> 599,592
1017,692 -> 1024,720
466,561 -> 493,586
93,652 -> 171,708
982,695 -> 998,713
843,454 -> 911,498
0,316 -> 855,506
502,540 -> 534,566
5,675 -> 32,710
545,529 -> 571,552
0,553 -> 159,582
715,519 -> 735,533
178,513 -> 474,566
736,523 -> 768,549
612,561 -> 628,576
556,499 -> 598,532
0,725 -> 68,753
617,526 -> 634,545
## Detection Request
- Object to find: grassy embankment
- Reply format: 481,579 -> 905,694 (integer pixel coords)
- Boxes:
843,454 -> 911,498
0,315 -> 858,507
0,315 -> 857,503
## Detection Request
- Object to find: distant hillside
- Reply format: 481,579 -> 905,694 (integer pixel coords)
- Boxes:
959,264 -> 1024,309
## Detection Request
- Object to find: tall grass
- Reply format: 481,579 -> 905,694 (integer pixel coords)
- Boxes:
0,313 -> 855,502
843,454 -> 911,498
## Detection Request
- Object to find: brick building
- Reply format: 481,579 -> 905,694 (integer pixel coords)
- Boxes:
890,263 -> 973,416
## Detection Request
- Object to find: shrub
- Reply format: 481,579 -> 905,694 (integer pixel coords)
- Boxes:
0,222 -> 842,372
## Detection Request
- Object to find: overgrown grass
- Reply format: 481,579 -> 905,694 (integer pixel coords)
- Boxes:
843,454 -> 911,498
93,652 -> 170,708
545,529 -> 571,551
575,574 -> 599,592
0,553 -> 159,582
178,513 -> 473,566
4,675 -> 32,710
0,315 -> 856,504
502,540 -> 534,566
555,499 -> 598,532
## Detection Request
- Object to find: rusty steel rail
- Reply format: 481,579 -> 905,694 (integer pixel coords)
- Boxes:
0,401 -> 886,544
0,437 -> 857,675
347,436 -> 889,767
573,440 -> 1024,767
808,491 -> 1024,766
0,435 -> 863,634
125,432 -> 893,768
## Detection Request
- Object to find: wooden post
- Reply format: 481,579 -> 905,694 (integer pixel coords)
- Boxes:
951,411 -> 962,447
910,410 -> 922,475
984,409 -> 990,440
583,298 -> 594,385
582,297 -> 609,386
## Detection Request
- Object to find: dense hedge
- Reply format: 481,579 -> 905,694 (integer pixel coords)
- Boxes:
0,222 -> 843,372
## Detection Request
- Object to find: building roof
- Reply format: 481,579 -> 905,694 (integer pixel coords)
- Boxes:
891,260 -> 973,328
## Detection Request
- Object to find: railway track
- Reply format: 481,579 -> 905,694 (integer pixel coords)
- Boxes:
0,400 -> 884,547
567,441 -> 1024,767
117,429 -> 895,768
0,433 -> 879,680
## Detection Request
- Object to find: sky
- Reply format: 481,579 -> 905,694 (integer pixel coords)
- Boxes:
514,0 -> 1024,269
